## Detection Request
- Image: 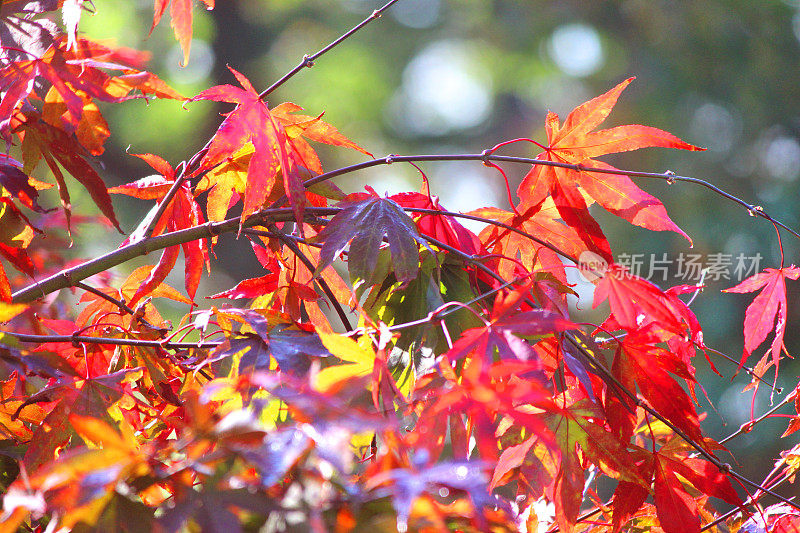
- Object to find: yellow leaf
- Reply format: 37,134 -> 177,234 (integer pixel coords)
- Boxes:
315,333 -> 375,392
0,302 -> 26,322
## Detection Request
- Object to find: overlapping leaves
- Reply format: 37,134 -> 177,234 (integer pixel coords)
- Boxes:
315,188 -> 428,285
516,78 -> 701,260
0,3 -> 778,530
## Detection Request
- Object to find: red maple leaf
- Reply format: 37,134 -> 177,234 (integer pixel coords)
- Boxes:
193,101 -> 368,226
517,78 -> 702,259
108,153 -> 209,306
652,443 -> 740,533
446,285 -> 577,364
0,38 -> 178,144
593,263 -> 685,337
191,66 -> 306,227
151,0 -> 215,66
724,265 -> 800,377
472,203 -> 590,284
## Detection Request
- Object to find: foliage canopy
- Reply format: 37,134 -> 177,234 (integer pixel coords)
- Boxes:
0,2 -> 799,532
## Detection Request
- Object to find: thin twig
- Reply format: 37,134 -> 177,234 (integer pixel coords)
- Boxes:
265,223 -> 354,331
720,389 -> 797,445
289,153 -> 800,241
258,0 -> 403,99
242,228 -> 322,247
3,331 -> 221,350
74,281 -> 168,334
138,1 -> 399,240
419,231 -> 800,513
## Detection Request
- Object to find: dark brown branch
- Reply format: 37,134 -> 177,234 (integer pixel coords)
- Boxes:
11,207 -> 319,303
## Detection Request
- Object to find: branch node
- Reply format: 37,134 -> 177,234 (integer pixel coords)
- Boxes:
748,205 -> 764,217
664,169 -> 676,184
371,9 -> 381,18
302,54 -> 315,68
480,149 -> 492,166
385,154 -> 395,165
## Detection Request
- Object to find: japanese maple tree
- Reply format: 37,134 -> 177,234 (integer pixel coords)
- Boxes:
0,1 -> 798,532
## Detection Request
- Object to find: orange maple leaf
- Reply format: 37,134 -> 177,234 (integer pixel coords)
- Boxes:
517,78 -> 703,260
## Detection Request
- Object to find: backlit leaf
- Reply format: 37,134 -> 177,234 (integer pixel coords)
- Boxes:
314,190 -> 427,285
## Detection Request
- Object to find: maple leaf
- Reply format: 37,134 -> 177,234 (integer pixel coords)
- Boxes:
192,85 -> 367,230
724,265 -> 800,377
472,203 -> 589,284
5,39 -> 183,231
418,356 -> 557,464
191,66 -> 307,227
0,237 -> 35,303
272,102 -> 372,165
208,272 -> 279,300
0,373 -> 47,442
651,443 -> 740,533
517,78 -> 702,258
17,114 -> 121,231
0,156 -> 45,212
0,39 -> 131,142
446,285 -> 577,364
3,414 -> 147,531
617,330 -> 703,442
315,333 -> 376,392
204,320 -> 331,377
151,0 -> 215,66
593,263 -> 687,337
611,480 -> 650,533
19,367 -> 143,472
391,186 -> 483,256
108,153 -> 209,306
314,188 -> 429,285
0,1 -> 60,64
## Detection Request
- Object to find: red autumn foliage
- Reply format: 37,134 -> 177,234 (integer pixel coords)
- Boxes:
0,2 -> 798,532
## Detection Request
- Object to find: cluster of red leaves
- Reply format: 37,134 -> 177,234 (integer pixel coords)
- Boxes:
0,3 -> 799,533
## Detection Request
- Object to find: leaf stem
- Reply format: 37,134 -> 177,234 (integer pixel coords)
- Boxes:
293,153 -> 800,242
74,281 -> 167,333
719,388 -> 797,445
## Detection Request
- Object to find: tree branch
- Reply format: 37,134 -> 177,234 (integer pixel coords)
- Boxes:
258,0 -> 403,99
11,207 -> 323,303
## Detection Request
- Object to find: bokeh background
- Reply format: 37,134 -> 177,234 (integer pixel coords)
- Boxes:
69,0 -> 800,497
